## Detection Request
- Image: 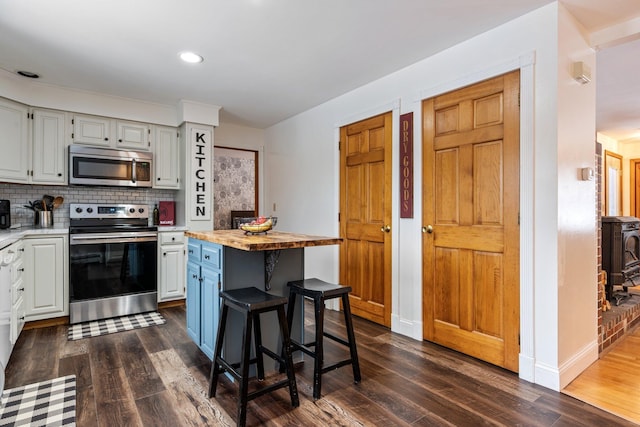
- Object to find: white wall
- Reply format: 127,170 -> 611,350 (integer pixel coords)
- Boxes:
214,122 -> 266,215
264,2 -> 596,391
555,4 -> 598,389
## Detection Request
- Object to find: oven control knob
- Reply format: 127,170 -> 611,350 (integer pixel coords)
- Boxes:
129,208 -> 135,213
138,208 -> 144,213
87,207 -> 93,213
75,207 -> 82,213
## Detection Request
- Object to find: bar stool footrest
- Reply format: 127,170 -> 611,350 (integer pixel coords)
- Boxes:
323,332 -> 350,348
246,378 -> 296,403
321,358 -> 356,375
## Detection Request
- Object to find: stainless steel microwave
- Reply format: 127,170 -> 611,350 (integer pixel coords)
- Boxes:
69,145 -> 153,187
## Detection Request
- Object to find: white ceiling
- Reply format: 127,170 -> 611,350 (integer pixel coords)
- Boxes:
0,0 -> 639,138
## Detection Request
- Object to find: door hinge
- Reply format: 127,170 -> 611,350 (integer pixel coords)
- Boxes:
518,212 -> 520,225
338,140 -> 341,151
338,212 -> 341,222
518,92 -> 521,107
71,118 -> 74,125
71,133 -> 74,139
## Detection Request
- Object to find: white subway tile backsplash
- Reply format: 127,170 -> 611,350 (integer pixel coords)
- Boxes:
0,183 -> 176,228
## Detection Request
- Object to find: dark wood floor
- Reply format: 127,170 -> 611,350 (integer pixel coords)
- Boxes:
4,302 -> 635,426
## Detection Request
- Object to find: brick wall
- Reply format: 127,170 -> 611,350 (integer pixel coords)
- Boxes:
598,141 -> 640,352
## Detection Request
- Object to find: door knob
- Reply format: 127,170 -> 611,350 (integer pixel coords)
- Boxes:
422,225 -> 434,234
380,225 -> 391,233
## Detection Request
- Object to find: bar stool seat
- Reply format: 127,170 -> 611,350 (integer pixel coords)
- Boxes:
208,287 -> 299,427
284,278 -> 361,400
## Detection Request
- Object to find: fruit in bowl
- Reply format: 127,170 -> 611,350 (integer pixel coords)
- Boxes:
239,216 -> 276,234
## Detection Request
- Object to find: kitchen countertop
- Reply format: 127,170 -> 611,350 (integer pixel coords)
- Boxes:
0,225 -> 69,250
185,229 -> 342,251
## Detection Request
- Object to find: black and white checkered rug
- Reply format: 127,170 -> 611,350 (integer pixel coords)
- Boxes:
0,375 -> 76,426
67,312 -> 166,341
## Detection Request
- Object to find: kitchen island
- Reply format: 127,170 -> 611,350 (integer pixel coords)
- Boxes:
184,229 -> 342,370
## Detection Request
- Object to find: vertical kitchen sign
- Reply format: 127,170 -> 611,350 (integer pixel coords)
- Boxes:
400,112 -> 413,218
191,127 -> 212,221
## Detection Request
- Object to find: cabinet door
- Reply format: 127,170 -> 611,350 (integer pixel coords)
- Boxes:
200,266 -> 219,360
116,120 -> 151,150
24,236 -> 66,320
31,109 -> 67,184
186,261 -> 201,344
154,125 -> 180,189
159,242 -> 186,301
72,114 -> 111,146
10,295 -> 25,345
0,98 -> 29,182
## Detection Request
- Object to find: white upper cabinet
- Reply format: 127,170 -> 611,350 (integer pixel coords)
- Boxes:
72,114 -> 152,151
31,108 -> 67,184
0,98 -> 29,183
116,119 -> 151,150
72,114 -> 111,147
0,100 -> 66,185
154,125 -> 180,189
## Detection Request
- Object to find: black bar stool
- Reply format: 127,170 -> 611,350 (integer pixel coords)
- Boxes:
284,278 -> 361,400
208,287 -> 299,427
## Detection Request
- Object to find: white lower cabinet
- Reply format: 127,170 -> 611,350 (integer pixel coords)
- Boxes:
24,235 -> 68,321
158,231 -> 186,302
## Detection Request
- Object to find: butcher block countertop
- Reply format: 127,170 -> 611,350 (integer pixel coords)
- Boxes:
185,229 -> 343,251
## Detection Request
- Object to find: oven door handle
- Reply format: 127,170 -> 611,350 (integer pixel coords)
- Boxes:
70,232 -> 157,245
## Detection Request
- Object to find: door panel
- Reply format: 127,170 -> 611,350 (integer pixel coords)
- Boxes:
423,70 -> 520,371
340,112 -> 392,326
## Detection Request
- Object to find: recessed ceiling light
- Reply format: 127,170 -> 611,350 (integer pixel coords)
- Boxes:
17,70 -> 39,78
179,52 -> 204,64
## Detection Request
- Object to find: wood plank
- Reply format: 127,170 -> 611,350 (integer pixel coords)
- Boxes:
93,367 -> 144,427
2,304 -> 636,426
118,331 -> 166,399
185,229 -> 342,251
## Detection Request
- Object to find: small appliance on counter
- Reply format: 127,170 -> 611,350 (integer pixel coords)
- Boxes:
0,200 -> 10,229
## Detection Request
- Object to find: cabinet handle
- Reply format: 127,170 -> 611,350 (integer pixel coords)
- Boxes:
19,316 -> 25,320
192,274 -> 198,279
18,287 -> 24,292
163,252 -> 167,257
171,237 -> 175,241
204,255 -> 210,260
18,268 -> 24,272
188,249 -> 193,254
19,248 -> 24,252
157,177 -> 161,181
119,139 -> 123,142
57,173 -> 62,177
105,137 -> 109,141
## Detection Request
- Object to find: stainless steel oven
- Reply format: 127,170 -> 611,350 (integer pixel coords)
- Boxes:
69,203 -> 157,324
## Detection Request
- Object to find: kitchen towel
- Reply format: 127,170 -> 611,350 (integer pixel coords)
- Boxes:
67,312 -> 165,340
0,375 -> 76,426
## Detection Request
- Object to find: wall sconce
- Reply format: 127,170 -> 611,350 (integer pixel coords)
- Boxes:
573,61 -> 591,84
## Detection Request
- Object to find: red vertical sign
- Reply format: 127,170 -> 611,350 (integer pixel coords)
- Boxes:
400,112 -> 413,218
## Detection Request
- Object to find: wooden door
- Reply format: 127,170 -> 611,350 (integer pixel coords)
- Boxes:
422,71 -> 520,371
631,159 -> 640,217
340,112 -> 392,327
604,150 -> 623,216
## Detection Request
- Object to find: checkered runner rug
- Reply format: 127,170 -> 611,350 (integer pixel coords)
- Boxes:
67,311 -> 165,340
0,375 -> 76,426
